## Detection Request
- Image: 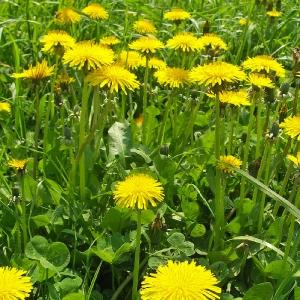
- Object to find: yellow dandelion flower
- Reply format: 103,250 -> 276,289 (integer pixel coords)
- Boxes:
166,32 -> 200,52
100,36 -> 121,46
135,115 -> 143,126
189,61 -> 246,87
218,90 -> 251,106
54,7 -> 81,25
279,116 -> 300,140
11,59 -> 55,82
40,30 -> 76,56
243,55 -> 285,78
133,19 -> 157,35
129,36 -> 164,54
267,11 -> 281,17
155,67 -> 191,88
140,260 -> 221,300
247,73 -> 275,89
0,102 -> 11,112
113,173 -> 164,210
239,18 -> 247,25
141,57 -> 167,70
164,8 -> 191,21
0,267 -> 33,300
8,158 -> 29,171
63,41 -> 114,70
55,72 -> 75,92
218,155 -> 242,174
82,3 -> 108,20
85,64 -> 140,95
197,33 -> 228,51
119,51 -> 143,69
287,152 -> 300,169
296,71 -> 300,77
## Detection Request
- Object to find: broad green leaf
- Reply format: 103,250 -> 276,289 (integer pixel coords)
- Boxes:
187,222 -> 206,237
167,232 -> 185,247
181,199 -> 199,220
62,293 -> 84,300
210,261 -> 229,286
31,215 -> 50,228
265,260 -> 290,279
25,235 -> 49,260
108,122 -> 132,164
58,277 -> 82,298
179,241 -> 195,256
243,282 -> 273,300
47,242 -> 70,270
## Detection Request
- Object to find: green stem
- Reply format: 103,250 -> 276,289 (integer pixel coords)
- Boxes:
92,85 -> 100,128
273,141 -> 300,216
292,80 -> 299,116
79,81 -> 89,202
14,201 -> 21,253
142,55 -> 149,146
228,108 -> 235,155
131,210 -> 142,300
255,100 -> 262,159
33,84 -> 40,180
257,141 -> 272,233
277,179 -> 300,288
157,92 -> 172,145
252,142 -> 270,206
214,92 -> 223,250
239,98 -> 256,211
21,175 -> 27,249
43,56 -> 59,171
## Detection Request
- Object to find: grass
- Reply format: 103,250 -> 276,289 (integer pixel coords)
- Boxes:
0,0 -> 300,299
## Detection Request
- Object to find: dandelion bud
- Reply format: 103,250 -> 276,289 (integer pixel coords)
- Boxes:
248,158 -> 261,178
269,122 -> 279,138
280,81 -> 290,94
160,144 -> 169,156
279,104 -> 288,123
207,48 -> 215,61
73,104 -> 81,115
64,127 -> 72,140
241,132 -> 247,144
12,186 -> 20,198
264,87 -> 275,104
190,89 -> 198,99
203,20 -> 210,34
276,0 -> 281,11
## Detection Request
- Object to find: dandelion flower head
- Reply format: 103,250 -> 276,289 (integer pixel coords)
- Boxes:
189,61 -> 246,87
129,37 -> 164,54
113,173 -> 164,210
63,41 -> 114,70
197,33 -> 228,51
40,30 -> 76,55
11,59 -> 55,81
208,90 -> 250,107
140,260 -> 221,300
155,67 -> 191,88
0,267 -> 33,300
8,159 -> 29,171
279,116 -> 300,140
55,72 -> 75,92
218,155 -> 242,174
133,19 -> 157,35
85,64 -> 140,95
119,51 -> 143,70
243,55 -> 285,78
100,36 -> 121,46
166,32 -> 200,52
239,18 -> 247,25
267,11 -> 281,17
287,152 -> 300,169
247,73 -> 275,89
164,8 -> 191,21
54,8 -> 81,25
0,102 -> 11,113
141,57 -> 167,70
82,3 -> 108,20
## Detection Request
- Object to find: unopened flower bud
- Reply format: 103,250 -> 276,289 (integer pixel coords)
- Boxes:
279,81 -> 290,94
160,144 -> 169,156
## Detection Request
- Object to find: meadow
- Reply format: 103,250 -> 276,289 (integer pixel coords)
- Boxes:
0,0 -> 300,299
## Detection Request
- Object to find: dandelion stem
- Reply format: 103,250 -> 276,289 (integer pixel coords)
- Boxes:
33,84 -> 40,180
239,97 -> 256,211
142,55 -> 149,146
132,210 -> 142,300
79,81 -> 89,202
21,175 -> 27,249
255,100 -> 262,158
214,92 -> 223,250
